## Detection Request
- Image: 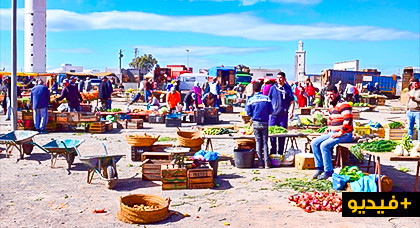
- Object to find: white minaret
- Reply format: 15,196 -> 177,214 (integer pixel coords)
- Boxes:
24,0 -> 46,73
294,40 -> 306,82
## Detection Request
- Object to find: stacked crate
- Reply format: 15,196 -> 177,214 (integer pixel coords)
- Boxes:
131,146 -> 152,162
89,121 -> 106,133
141,159 -> 171,181
126,119 -> 144,129
187,168 -> 214,189
384,126 -> 406,140
161,165 -> 187,190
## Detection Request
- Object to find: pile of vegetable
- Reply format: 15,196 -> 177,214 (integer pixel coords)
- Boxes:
339,166 -> 364,181
301,129 -> 315,134
388,121 -> 404,129
203,127 -> 236,135
351,103 -> 369,107
268,126 -> 288,134
240,111 -> 247,116
350,140 -> 398,161
275,178 -> 333,193
288,191 -> 342,213
301,117 -> 312,126
128,204 -> 160,211
394,134 -> 414,156
317,126 -> 328,133
106,108 -> 122,112
159,107 -> 168,115
313,111 -> 327,126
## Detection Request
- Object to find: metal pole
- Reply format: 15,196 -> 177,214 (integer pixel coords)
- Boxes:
11,0 -> 18,130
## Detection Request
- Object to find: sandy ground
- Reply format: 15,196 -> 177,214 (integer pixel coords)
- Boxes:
0,99 -> 419,227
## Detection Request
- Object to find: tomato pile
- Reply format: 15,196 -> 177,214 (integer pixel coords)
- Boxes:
288,191 -> 342,213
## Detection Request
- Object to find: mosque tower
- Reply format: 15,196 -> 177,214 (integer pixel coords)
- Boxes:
294,40 -> 306,82
24,0 -> 46,73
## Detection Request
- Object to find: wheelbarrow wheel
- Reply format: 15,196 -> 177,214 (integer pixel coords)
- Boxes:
67,152 -> 75,169
105,166 -> 117,189
22,143 -> 34,155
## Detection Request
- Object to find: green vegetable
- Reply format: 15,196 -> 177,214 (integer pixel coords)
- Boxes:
389,121 -> 403,129
269,126 -> 288,134
339,166 -> 364,182
274,178 -> 333,193
317,126 -> 328,133
350,140 -> 398,161
400,134 -> 413,151
301,117 -> 313,125
301,129 -> 315,134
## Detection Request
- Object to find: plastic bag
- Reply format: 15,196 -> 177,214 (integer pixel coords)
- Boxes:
332,173 -> 350,190
193,149 -> 220,161
57,103 -> 68,113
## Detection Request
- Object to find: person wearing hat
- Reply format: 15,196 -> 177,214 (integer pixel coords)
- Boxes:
192,81 -> 203,105
85,77 -> 92,92
245,80 -> 255,102
166,80 -> 175,92
373,82 -> 381,94
166,86 -> 181,113
98,77 -> 111,110
55,79 -> 83,112
406,78 -> 420,139
70,76 -> 76,84
183,90 -> 199,111
30,80 -> 50,133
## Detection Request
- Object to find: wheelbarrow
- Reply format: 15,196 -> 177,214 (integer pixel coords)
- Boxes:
34,139 -> 85,170
78,144 -> 125,189
0,130 -> 39,159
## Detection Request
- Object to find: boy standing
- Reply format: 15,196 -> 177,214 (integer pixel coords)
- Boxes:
246,81 -> 273,168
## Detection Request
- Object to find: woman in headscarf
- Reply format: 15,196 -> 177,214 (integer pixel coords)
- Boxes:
295,83 -> 307,108
192,81 -> 203,105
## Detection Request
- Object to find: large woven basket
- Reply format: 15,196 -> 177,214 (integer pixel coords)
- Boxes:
117,194 -> 171,224
125,134 -> 159,147
176,128 -> 204,148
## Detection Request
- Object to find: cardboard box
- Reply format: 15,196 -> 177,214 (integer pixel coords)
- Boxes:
295,153 -> 316,170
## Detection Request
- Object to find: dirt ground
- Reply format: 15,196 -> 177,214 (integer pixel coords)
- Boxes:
0,99 -> 419,227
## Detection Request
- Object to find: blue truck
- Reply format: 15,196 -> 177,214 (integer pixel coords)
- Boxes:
207,66 -> 236,89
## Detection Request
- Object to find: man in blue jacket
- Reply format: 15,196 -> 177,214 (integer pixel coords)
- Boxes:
30,80 -> 50,133
268,72 -> 295,155
246,81 -> 273,169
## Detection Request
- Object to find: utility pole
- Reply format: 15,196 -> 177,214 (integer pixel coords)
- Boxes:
186,49 -> 190,69
11,0 -> 18,130
134,48 -> 138,59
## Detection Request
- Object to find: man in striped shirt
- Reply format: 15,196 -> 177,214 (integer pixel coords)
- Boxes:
311,85 -> 353,179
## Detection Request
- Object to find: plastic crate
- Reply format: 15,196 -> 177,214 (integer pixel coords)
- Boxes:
165,118 -> 181,127
149,114 -> 166,124
354,126 -> 371,136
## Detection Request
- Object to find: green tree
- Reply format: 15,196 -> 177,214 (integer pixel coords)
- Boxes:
129,54 -> 158,73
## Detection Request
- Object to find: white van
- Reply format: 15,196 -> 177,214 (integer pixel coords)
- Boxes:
179,73 -> 208,91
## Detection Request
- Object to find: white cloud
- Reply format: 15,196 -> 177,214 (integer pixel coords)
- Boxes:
0,8 -> 418,41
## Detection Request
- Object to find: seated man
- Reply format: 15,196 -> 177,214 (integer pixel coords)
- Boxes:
311,84 -> 353,180
203,93 -> 216,108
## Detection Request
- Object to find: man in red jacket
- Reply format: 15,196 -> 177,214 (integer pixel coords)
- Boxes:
306,82 -> 316,107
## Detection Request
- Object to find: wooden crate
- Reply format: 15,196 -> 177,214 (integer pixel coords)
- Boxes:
162,182 -> 188,190
131,146 -> 152,162
56,113 -> 68,122
105,122 -> 113,131
89,121 -> 106,133
142,159 -> 171,181
377,97 -> 386,106
161,165 -> 187,178
300,108 -> 311,115
151,143 -> 175,152
67,113 -> 79,122
141,152 -> 174,162
79,113 -> 98,122
126,119 -> 143,129
385,127 -> 406,140
187,168 -> 213,189
352,110 -> 360,120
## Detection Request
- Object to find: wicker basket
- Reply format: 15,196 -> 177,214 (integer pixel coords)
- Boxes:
176,128 -> 204,148
125,134 -> 159,147
117,194 -> 171,224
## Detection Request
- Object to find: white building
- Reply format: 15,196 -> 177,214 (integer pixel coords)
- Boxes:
24,0 -> 46,73
249,68 -> 282,80
334,60 -> 359,71
294,40 -> 306,82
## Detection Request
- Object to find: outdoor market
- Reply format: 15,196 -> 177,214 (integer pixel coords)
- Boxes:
0,68 -> 419,227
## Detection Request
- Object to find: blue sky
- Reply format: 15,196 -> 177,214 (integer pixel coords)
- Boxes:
0,0 -> 419,80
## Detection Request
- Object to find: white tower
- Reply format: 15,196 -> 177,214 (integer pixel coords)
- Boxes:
24,0 -> 46,73
294,40 -> 306,82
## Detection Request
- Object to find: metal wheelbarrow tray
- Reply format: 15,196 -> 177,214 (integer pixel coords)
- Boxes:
79,154 -> 125,189
0,130 -> 39,159
36,139 -> 85,169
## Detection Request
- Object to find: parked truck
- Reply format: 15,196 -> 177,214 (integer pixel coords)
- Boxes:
207,66 -> 236,89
